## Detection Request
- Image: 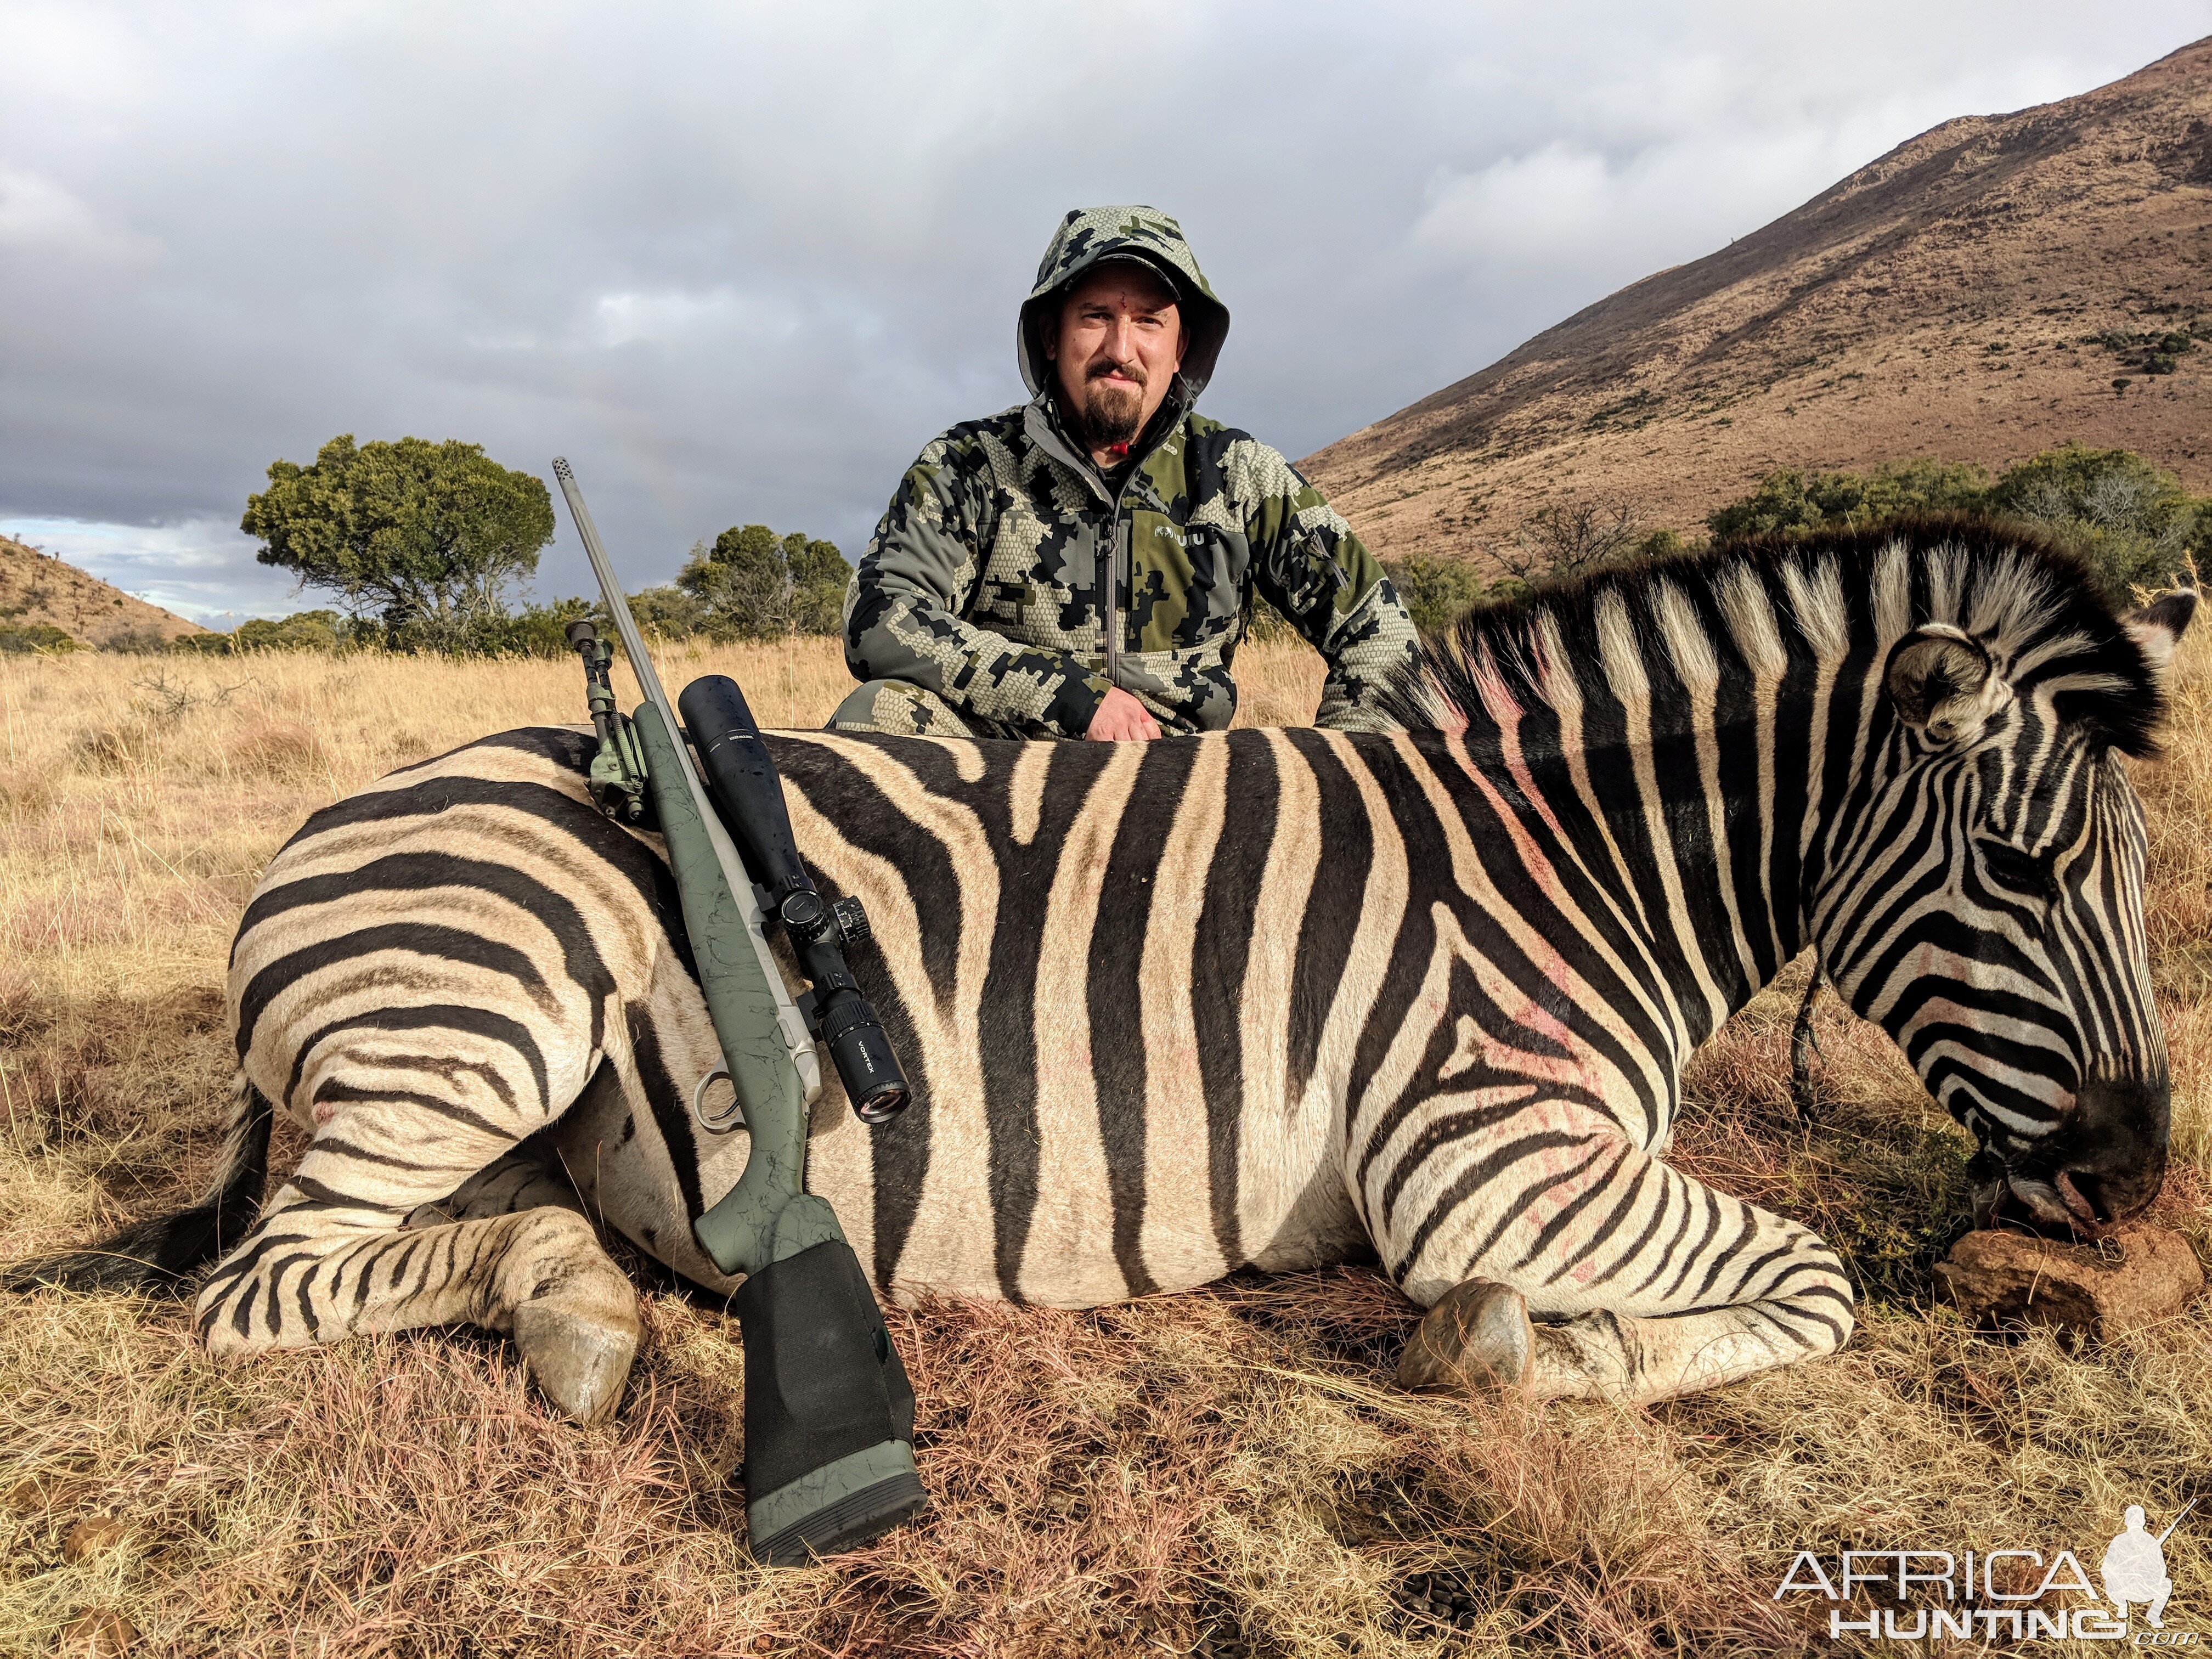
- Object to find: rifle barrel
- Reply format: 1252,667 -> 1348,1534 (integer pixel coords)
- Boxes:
2157,1498 -> 2197,1545
549,457 -> 821,1107
551,458 -> 676,715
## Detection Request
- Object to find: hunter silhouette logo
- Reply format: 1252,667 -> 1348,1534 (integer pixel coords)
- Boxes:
2105,1501 -> 2193,1630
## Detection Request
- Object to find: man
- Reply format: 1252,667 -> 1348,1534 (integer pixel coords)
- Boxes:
832,205 -> 1417,740
2102,1505 -> 2175,1629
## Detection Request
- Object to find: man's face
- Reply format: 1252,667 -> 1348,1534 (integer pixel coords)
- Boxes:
1046,262 -> 1184,454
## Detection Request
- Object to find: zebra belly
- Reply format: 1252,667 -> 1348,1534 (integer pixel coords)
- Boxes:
558,1047 -> 1361,1308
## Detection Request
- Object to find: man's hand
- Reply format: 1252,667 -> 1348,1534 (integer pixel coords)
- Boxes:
1085,686 -> 1163,741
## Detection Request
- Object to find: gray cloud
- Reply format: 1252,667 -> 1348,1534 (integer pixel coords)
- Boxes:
3,0 -> 2207,619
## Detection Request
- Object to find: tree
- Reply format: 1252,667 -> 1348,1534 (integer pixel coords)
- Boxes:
678,523 -> 852,638
786,534 -> 852,636
1496,499 -> 1643,586
240,435 -> 555,650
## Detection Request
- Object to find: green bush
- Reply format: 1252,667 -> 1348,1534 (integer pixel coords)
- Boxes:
623,584 -> 710,641
441,598 -> 594,659
1630,528 -> 1695,563
178,609 -> 358,655
1706,444 -> 2205,605
99,627 -> 180,653
238,610 -> 344,652
1706,458 -> 1991,541
0,622 -> 82,654
1985,443 -> 2205,601
1381,554 -> 1486,633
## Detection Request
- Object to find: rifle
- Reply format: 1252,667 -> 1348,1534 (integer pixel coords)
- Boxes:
550,458 -> 922,1566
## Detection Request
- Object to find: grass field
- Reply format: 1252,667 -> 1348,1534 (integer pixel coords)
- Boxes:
5,631 -> 2212,1657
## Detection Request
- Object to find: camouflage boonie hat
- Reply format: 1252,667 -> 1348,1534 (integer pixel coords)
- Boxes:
1016,205 -> 1232,400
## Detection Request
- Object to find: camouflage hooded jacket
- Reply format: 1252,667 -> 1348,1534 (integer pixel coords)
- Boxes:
842,206 -> 1418,736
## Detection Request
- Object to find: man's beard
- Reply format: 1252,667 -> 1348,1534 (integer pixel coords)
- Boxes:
1076,361 -> 1146,450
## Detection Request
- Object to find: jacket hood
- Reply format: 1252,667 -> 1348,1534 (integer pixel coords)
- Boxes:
1017,205 -> 1231,402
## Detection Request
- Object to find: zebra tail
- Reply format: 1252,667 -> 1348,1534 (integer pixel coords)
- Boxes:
1,1075 -> 275,1296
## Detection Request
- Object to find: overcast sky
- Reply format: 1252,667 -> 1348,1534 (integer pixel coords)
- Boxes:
3,2 -> 2208,623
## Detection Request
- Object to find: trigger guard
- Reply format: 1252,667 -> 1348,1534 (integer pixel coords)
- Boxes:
691,1063 -> 744,1133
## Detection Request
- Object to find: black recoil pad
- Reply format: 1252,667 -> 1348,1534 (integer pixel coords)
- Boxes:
733,1239 -> 923,1564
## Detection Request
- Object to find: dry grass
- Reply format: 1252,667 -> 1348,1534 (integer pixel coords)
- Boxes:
4,634 -> 2212,1656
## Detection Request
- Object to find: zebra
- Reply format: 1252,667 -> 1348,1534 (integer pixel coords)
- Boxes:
7,520 -> 2192,1419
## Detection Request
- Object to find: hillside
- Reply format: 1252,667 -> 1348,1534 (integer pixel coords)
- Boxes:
1305,37 -> 2212,565
0,534 -> 204,647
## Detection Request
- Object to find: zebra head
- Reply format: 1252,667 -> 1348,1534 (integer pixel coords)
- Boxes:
1813,543 -> 2196,1238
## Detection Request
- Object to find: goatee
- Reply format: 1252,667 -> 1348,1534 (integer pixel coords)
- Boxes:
1077,360 -> 1145,450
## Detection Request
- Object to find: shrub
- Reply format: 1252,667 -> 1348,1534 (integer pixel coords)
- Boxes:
1706,459 -> 1990,541
0,622 -> 81,654
178,610 -> 353,655
100,627 -> 183,653
1706,445 -> 2205,605
1381,554 -> 1486,633
623,584 -> 710,641
1984,443 -> 2205,601
445,598 -> 594,659
1503,499 -> 1643,582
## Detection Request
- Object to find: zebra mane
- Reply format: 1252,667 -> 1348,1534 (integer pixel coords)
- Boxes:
1379,514 -> 2173,758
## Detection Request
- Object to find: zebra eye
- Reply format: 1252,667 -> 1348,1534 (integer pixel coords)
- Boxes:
1978,839 -> 2052,894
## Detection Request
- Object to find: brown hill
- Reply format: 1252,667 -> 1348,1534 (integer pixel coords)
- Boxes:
1305,38 -> 2212,566
0,534 -> 205,647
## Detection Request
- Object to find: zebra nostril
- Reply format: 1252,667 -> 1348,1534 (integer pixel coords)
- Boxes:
2056,1170 -> 2107,1226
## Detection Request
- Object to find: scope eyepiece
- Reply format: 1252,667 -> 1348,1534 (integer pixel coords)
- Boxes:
818,992 -> 909,1123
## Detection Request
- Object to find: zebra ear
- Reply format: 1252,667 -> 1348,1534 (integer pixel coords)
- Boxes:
1886,623 -> 2003,744
2124,586 -> 2196,680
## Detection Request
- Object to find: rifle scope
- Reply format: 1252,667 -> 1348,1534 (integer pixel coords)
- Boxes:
677,675 -> 911,1125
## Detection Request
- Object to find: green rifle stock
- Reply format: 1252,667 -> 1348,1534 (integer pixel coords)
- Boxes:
550,458 -> 923,1564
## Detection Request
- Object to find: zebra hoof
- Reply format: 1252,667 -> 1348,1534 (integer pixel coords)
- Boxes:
1397,1278 -> 1536,1397
512,1290 -> 640,1426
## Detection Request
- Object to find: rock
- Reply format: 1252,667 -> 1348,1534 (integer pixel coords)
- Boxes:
57,1610 -> 135,1656
1934,1222 -> 2204,1336
61,1515 -> 127,1564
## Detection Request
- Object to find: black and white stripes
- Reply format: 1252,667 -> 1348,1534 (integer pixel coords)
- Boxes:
16,520 -> 2185,1412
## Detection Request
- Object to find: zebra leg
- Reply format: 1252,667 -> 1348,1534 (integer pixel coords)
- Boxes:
195,1096 -> 640,1425
400,1136 -> 586,1230
1383,1122 -> 1854,1405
